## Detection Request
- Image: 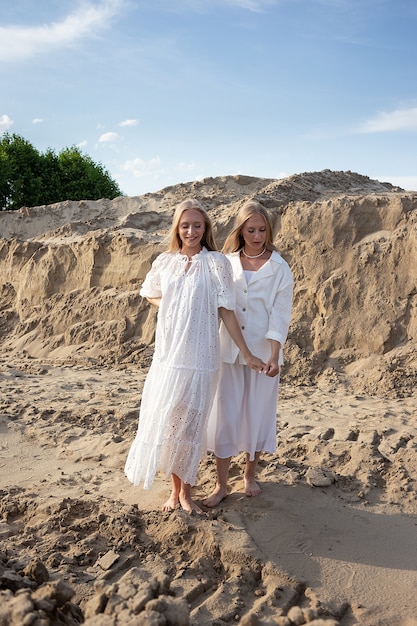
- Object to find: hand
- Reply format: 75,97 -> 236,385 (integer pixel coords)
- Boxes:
246,354 -> 266,373
264,359 -> 279,377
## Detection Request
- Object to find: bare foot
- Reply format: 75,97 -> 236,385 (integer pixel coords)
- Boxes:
244,477 -> 262,497
162,493 -> 179,512
202,485 -> 229,508
179,493 -> 203,514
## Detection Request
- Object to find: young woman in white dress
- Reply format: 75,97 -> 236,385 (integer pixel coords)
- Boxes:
204,200 -> 294,507
124,198 -> 265,514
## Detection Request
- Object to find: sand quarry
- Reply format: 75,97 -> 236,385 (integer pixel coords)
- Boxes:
0,170 -> 417,626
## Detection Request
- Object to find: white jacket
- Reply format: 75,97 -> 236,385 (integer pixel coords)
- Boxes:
220,250 -> 293,365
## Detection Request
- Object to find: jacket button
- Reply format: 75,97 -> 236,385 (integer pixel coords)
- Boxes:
242,307 -> 246,311
241,326 -> 245,330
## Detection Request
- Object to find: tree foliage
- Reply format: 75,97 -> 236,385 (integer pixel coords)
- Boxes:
0,133 -> 123,211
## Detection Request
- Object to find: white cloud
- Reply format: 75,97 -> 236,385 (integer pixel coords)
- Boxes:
155,0 -> 279,13
32,118 -> 44,124
226,0 -> 277,9
124,156 -> 164,178
357,106 -> 417,133
0,0 -> 125,62
0,114 -> 13,132
177,161 -> 197,172
375,175 -> 417,191
119,119 -> 138,127
77,140 -> 88,149
99,131 -> 119,142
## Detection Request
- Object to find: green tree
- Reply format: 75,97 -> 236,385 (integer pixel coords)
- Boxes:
58,147 -> 122,202
0,133 -> 123,211
41,148 -> 63,205
0,144 -> 12,209
0,133 -> 44,210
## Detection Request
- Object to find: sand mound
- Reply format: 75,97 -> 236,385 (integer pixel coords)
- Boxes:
1,169 -> 416,397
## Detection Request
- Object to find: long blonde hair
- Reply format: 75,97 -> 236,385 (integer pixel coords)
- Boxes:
222,200 -> 276,253
166,198 -> 217,252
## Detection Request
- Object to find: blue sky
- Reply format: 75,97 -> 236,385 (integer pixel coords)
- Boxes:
1,0 -> 417,197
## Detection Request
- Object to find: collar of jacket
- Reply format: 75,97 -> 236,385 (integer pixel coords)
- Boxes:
228,250 -> 283,285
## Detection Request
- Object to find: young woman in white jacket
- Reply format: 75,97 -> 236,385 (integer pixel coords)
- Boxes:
204,200 -> 294,507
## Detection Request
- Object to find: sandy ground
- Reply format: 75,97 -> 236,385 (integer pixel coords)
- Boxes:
1,356 -> 417,626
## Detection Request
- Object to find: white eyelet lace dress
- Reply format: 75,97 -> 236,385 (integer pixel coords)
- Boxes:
124,247 -> 234,489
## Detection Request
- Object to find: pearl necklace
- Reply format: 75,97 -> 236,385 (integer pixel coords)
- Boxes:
241,247 -> 266,259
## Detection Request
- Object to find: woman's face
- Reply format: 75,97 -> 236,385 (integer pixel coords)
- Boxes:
241,214 -> 267,251
178,209 -> 205,252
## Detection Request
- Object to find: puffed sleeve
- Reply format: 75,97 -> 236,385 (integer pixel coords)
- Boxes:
265,260 -> 294,346
140,253 -> 166,299
210,252 -> 235,310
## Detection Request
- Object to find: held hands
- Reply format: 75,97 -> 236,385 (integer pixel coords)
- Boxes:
246,354 -> 280,377
263,358 -> 280,378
